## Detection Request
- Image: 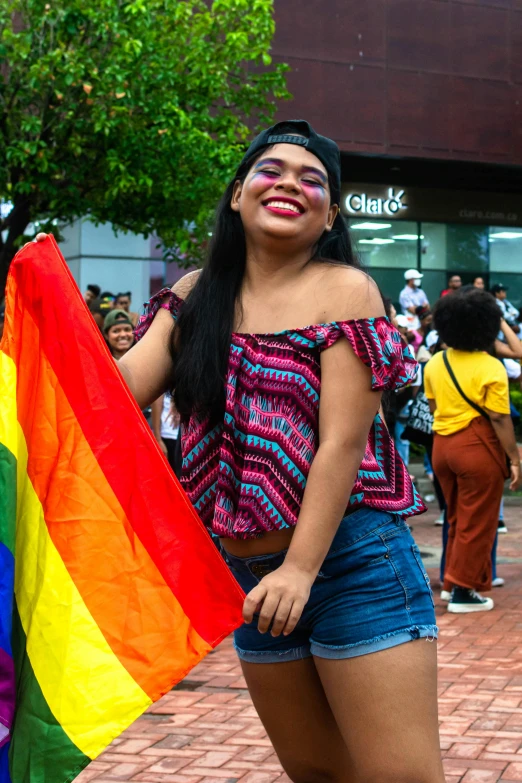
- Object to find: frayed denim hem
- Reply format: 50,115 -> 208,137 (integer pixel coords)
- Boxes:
310,625 -> 439,660
234,641 -> 312,664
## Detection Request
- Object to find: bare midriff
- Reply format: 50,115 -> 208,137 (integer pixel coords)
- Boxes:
220,527 -> 295,557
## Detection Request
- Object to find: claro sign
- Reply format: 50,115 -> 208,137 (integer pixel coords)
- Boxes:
345,187 -> 408,217
342,183 -> 522,226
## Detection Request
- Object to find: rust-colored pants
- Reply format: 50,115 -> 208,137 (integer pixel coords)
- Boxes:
433,417 -> 507,593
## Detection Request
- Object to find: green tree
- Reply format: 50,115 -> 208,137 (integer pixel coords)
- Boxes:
0,0 -> 289,292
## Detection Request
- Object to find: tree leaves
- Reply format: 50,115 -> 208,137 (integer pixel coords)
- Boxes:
0,0 -> 290,283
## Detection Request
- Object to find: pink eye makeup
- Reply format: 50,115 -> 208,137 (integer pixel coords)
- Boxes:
252,169 -> 280,181
252,160 -> 282,182
302,166 -> 328,186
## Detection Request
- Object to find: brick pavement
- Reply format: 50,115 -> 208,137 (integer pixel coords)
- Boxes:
76,503 -> 522,783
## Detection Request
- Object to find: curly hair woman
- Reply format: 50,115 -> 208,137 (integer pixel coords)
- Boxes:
39,121 -> 443,781
425,289 -> 521,614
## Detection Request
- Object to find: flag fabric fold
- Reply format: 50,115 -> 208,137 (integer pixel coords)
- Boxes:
0,237 -> 244,783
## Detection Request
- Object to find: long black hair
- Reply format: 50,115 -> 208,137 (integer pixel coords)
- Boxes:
171,145 -> 362,425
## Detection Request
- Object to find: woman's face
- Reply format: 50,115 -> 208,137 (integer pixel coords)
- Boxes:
474,277 -> 485,289
107,323 -> 134,354
231,143 -> 338,248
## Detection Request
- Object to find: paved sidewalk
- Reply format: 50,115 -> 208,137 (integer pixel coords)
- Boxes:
76,504 -> 522,783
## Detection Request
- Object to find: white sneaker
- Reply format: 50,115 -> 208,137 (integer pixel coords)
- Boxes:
448,587 -> 494,613
492,577 -> 505,587
498,521 -> 508,534
434,514 -> 444,526
440,590 -> 451,602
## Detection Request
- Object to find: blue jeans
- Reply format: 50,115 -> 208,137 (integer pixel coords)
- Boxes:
222,508 -> 438,663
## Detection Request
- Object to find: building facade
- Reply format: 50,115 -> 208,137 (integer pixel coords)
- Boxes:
63,0 -> 522,311
271,0 -> 522,306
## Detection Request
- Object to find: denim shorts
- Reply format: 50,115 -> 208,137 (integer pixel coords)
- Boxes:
221,508 -> 438,663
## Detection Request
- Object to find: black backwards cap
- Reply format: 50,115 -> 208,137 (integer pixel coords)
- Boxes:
239,120 -> 341,206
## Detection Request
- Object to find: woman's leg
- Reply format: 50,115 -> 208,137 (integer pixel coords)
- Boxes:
440,511 -> 449,585
163,437 -> 178,472
240,658 -> 355,782
491,532 -> 498,581
315,641 -> 444,783
498,497 -> 507,533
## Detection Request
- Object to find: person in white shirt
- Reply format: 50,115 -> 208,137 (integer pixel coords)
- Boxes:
151,393 -> 181,474
399,269 -> 429,329
491,284 -> 520,333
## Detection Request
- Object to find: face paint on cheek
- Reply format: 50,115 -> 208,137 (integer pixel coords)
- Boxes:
301,182 -> 327,207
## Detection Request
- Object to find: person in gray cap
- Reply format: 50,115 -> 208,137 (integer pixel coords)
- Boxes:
103,308 -> 134,359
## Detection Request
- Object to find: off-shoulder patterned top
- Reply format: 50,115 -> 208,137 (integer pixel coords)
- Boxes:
136,289 -> 426,539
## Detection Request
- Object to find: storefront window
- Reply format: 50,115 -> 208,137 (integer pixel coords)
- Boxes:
420,223 -> 488,273
348,219 -> 419,269
489,227 -> 522,274
348,219 -> 420,303
489,227 -> 522,309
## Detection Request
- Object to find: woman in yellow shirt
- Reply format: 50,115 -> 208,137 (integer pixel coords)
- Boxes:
425,289 -> 520,613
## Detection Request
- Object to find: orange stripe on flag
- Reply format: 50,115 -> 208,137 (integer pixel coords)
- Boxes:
10,308 -> 211,700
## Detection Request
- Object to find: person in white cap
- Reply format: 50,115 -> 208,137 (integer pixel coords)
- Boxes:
399,269 -> 429,329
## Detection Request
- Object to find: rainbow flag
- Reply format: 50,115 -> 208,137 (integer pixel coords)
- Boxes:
0,237 -> 244,782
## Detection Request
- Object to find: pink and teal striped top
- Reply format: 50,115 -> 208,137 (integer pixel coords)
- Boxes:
136,289 -> 426,539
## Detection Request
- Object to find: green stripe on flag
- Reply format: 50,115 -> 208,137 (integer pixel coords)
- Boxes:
0,441 -> 16,554
10,604 -> 90,783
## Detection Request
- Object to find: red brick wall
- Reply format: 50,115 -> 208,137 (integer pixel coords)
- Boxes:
272,0 -> 522,165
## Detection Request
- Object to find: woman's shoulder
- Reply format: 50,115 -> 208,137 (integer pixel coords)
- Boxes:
171,269 -> 202,300
312,263 -> 385,323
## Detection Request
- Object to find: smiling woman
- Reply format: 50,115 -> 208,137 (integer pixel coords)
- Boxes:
116,119 -> 444,782
102,309 -> 135,360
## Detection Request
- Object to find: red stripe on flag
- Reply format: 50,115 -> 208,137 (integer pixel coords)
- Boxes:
5,238 -> 244,647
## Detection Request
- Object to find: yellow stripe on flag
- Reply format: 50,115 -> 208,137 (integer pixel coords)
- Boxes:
0,350 -> 18,456
0,351 -> 152,760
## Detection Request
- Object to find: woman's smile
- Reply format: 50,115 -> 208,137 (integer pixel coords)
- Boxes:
262,197 -> 305,217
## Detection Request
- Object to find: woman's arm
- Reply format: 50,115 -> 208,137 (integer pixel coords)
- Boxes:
495,319 -> 522,359
118,271 -> 201,409
118,308 -> 175,409
485,409 -> 521,491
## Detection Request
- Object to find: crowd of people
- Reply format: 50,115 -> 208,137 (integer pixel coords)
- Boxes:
392,268 -> 522,613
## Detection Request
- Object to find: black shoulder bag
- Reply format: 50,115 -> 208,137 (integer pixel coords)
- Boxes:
401,364 -> 434,447
442,350 -> 511,474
